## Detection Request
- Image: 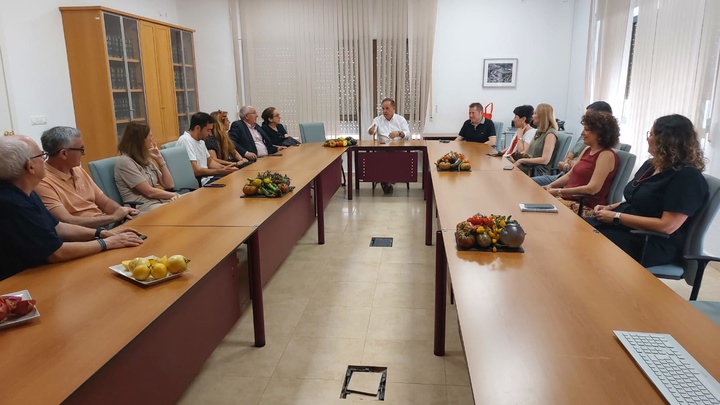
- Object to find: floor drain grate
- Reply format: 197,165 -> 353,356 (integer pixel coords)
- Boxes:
369,237 -> 393,247
340,365 -> 387,400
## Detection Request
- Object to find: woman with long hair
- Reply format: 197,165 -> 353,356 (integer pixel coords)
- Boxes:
115,122 -> 179,213
207,110 -> 247,167
591,114 -> 708,266
511,103 -> 558,176
545,111 -> 619,216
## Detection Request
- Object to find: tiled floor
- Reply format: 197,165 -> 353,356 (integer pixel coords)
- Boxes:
179,183 -> 720,405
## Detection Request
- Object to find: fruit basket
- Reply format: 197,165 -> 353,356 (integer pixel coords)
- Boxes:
241,171 -> 294,198
436,151 -> 471,171
455,214 -> 525,252
109,255 -> 190,286
323,137 -> 358,147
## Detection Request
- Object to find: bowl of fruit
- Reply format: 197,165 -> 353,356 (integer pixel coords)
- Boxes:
109,255 -> 190,285
323,137 -> 358,148
242,171 -> 293,198
436,151 -> 471,171
455,214 -> 525,252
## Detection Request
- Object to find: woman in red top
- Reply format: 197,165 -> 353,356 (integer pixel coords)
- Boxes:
544,110 -> 619,216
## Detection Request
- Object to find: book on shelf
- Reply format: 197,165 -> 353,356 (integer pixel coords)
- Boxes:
519,203 -> 558,213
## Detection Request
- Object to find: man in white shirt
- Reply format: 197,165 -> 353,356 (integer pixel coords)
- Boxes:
177,112 -> 237,186
367,98 -> 411,194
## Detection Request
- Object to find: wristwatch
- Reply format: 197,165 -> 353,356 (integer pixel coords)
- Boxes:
612,212 -> 621,225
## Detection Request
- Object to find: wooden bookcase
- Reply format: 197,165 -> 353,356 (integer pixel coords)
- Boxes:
60,7 -> 198,166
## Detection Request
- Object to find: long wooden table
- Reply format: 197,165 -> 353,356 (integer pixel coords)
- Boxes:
428,142 -> 720,404
0,144 -> 346,404
0,225 -> 254,405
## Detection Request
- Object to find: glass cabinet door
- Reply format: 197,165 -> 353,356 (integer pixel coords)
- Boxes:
171,28 -> 199,135
104,13 -> 147,142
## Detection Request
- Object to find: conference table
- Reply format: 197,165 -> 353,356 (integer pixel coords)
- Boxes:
0,143 -> 346,404
426,141 -> 720,404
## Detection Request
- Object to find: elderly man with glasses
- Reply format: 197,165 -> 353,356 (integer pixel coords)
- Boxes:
35,126 -> 139,229
0,135 -> 143,281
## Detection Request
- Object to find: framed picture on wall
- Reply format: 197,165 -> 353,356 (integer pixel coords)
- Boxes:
483,58 -> 518,87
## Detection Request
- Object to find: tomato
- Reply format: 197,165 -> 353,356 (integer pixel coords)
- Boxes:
242,184 -> 257,195
336,141 -> 344,147
468,215 -> 483,225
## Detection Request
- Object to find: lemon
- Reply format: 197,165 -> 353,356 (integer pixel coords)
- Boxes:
158,255 -> 168,267
128,257 -> 149,272
263,178 -> 271,184
148,257 -> 158,267
166,255 -> 189,274
252,178 -> 262,187
121,260 -> 131,270
132,264 -> 151,281
151,263 -> 168,279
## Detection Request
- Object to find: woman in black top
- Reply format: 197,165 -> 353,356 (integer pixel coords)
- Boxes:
261,107 -> 295,146
590,114 -> 708,266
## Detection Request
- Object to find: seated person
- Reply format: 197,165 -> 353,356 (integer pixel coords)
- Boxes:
499,105 -> 535,157
36,126 -> 139,228
115,122 -> 181,213
177,112 -> 238,186
590,114 -> 708,267
228,105 -> 286,161
510,103 -> 558,176
368,97 -> 410,144
533,101 -> 614,186
206,111 -> 248,167
0,135 -> 143,281
367,98 -> 411,194
544,111 -> 619,216
261,107 -> 299,146
456,102 -> 496,146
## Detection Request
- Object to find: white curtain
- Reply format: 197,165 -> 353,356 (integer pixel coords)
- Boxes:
624,0 -> 707,163
237,0 -> 437,139
586,0 -> 633,114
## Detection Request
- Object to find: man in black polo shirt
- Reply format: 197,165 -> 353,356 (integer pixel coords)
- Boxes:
456,102 -> 496,145
0,135 -> 144,281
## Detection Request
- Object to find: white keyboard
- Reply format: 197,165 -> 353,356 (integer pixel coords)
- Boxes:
614,331 -> 720,405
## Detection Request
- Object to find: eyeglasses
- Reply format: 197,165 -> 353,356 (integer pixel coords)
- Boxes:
273,114 -> 280,118
65,146 -> 86,155
28,151 -> 49,162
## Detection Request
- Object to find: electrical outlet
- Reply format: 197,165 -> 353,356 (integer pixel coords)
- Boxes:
31,116 -> 47,126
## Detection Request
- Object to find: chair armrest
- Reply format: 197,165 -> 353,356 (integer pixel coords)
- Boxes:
571,193 -> 590,200
683,254 -> 720,263
630,229 -> 670,239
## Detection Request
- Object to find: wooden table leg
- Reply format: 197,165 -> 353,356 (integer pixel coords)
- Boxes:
316,176 -> 325,244
434,230 -> 447,356
347,148 -> 353,200
425,176 -> 433,246
248,232 -> 266,347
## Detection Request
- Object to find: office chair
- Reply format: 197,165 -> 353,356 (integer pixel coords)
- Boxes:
160,141 -> 178,150
549,131 -> 573,173
493,122 -> 504,151
631,174 -> 720,300
160,146 -> 199,193
572,150 -> 636,215
88,156 -> 142,208
690,301 -> 720,326
617,143 -> 631,152
299,122 -> 346,186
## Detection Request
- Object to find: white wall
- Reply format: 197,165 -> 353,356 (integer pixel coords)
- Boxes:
176,0 -> 239,119
425,0 -> 585,137
0,0 -> 178,144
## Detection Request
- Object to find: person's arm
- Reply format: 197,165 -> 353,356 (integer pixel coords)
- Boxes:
485,120 -> 497,146
133,181 -> 179,200
48,222 -> 143,263
514,133 -> 557,167
594,210 -> 689,235
190,160 -> 237,177
485,136 -> 496,147
48,204 -> 130,228
148,144 -> 174,190
208,149 -> 235,166
228,122 -> 253,158
548,150 -> 615,196
96,192 -> 138,219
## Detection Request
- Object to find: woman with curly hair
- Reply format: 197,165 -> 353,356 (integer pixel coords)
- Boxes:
591,114 -> 708,266
544,110 -> 619,216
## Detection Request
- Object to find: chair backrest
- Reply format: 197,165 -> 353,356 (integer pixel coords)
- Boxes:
298,122 -> 326,143
617,143 -> 631,152
681,174 -> 720,285
550,131 -> 573,170
160,146 -> 198,191
161,141 -> 178,150
493,122 -> 504,151
88,156 -> 123,205
607,150 -> 636,204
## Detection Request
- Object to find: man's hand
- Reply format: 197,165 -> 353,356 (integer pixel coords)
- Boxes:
104,232 -> 144,250
221,165 -> 239,174
276,146 -> 287,151
245,152 -> 258,160
368,124 -> 377,135
113,206 -> 139,221
102,227 -> 142,238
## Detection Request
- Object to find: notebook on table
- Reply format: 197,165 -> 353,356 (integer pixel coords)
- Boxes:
519,203 -> 558,213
